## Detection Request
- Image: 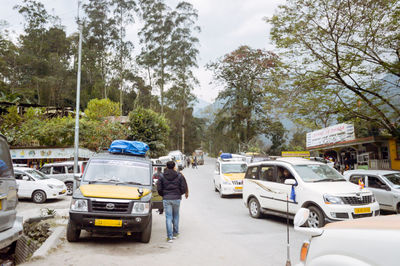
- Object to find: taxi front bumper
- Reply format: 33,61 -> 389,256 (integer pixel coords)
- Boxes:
69,211 -> 151,233
220,184 -> 243,195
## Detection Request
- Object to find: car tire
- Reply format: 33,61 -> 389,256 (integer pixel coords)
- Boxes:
32,190 -> 46,203
140,215 -> 152,243
397,203 -> 400,214
66,182 -> 73,196
66,219 -> 81,242
306,206 -> 325,228
219,185 -> 225,198
248,198 -> 262,219
214,181 -> 218,192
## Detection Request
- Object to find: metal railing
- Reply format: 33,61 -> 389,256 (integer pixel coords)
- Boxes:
368,159 -> 391,170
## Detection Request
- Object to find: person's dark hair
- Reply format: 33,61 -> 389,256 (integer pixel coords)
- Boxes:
166,161 -> 175,169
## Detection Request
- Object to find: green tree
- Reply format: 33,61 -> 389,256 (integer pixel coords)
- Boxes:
207,45 -> 279,151
110,0 -> 135,113
84,98 -> 121,120
83,0 -> 118,99
127,107 -> 170,157
165,1 -> 200,153
268,0 -> 400,139
137,0 -> 176,113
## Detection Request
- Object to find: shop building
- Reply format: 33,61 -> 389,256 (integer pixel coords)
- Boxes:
306,123 -> 400,171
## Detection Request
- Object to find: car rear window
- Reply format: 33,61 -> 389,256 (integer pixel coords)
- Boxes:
0,138 -> 13,178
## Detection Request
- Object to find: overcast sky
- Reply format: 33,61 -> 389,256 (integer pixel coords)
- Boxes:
1,0 -> 285,103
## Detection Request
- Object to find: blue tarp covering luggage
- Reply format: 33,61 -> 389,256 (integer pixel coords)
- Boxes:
108,140 -> 149,155
220,153 -> 232,159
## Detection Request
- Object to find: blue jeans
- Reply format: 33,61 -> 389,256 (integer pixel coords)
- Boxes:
163,199 -> 181,239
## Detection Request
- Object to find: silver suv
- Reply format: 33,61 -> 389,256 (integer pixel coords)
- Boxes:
0,134 -> 22,252
344,170 -> 400,213
39,161 -> 87,195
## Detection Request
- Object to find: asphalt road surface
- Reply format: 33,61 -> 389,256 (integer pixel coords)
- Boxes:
20,157 -> 305,266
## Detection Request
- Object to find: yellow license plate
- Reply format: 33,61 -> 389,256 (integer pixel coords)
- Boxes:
61,190 -> 66,194
94,219 -> 122,227
354,207 -> 371,214
235,186 -> 243,190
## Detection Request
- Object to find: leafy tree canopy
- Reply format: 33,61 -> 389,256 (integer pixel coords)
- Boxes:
268,0 -> 400,139
84,98 -> 121,120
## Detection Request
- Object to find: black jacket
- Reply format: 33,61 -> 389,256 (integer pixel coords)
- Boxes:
157,169 -> 187,200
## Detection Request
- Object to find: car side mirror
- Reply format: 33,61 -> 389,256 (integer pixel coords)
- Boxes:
294,208 -> 309,227
74,174 -> 81,181
385,186 -> 391,191
284,179 -> 297,186
22,175 -> 30,181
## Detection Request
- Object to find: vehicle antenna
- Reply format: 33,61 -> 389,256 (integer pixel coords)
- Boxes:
286,193 -> 291,266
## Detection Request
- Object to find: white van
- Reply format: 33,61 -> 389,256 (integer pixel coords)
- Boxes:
168,151 -> 184,170
214,155 -> 247,197
243,157 -> 379,227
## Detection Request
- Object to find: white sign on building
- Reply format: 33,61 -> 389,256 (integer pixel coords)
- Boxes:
306,123 -> 355,148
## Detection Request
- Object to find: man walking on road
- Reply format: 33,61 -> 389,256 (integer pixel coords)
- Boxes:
157,161 -> 188,243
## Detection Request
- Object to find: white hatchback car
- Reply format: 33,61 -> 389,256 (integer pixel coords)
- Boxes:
14,167 -> 67,203
243,157 -> 380,227
214,157 -> 247,197
294,208 -> 400,266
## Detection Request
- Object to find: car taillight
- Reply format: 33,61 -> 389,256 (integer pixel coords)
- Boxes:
300,241 -> 310,262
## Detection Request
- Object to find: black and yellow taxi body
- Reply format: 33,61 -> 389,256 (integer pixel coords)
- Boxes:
67,153 -> 154,243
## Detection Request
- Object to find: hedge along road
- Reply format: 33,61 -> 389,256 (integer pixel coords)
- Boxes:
22,156 -> 305,266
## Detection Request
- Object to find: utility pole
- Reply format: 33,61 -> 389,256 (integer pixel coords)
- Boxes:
73,0 -> 83,193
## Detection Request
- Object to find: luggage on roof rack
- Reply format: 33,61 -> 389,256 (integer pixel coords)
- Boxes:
108,140 -> 149,156
220,153 -> 232,159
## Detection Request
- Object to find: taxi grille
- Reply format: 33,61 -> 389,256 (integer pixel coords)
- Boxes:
91,201 -> 130,213
341,195 -> 372,205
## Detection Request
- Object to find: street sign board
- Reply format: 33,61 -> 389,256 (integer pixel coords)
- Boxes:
306,123 -> 355,148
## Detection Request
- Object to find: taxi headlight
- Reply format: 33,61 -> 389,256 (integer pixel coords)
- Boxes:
323,194 -> 344,204
132,202 -> 150,214
70,199 -> 88,212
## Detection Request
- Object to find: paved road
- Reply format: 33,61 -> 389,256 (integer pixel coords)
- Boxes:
21,157 -> 305,266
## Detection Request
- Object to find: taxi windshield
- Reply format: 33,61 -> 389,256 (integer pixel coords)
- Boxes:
83,159 -> 150,185
26,169 -> 49,180
293,164 -> 345,182
221,163 -> 247,174
384,173 -> 400,188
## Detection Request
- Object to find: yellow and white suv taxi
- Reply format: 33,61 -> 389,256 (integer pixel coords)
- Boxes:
214,153 -> 247,198
67,141 -> 153,243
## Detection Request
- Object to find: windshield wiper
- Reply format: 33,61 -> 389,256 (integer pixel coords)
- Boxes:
313,178 -> 336,183
332,179 -> 346,182
115,181 -> 143,186
88,178 -> 119,184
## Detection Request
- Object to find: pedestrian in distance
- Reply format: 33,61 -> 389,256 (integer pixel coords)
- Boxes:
157,161 -> 188,243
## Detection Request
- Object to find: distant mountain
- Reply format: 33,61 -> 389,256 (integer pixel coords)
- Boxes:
192,98 -> 212,118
